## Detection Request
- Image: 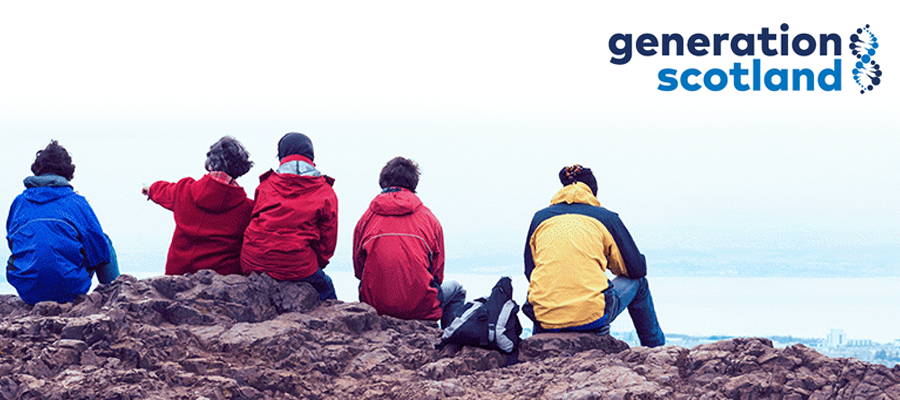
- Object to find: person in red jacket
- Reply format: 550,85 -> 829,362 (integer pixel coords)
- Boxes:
353,157 -> 465,328
240,132 -> 338,300
143,136 -> 255,276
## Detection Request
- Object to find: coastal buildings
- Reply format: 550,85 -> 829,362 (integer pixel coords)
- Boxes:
612,328 -> 900,367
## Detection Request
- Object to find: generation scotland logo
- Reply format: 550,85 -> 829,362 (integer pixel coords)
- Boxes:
609,23 -> 883,93
850,24 -> 882,94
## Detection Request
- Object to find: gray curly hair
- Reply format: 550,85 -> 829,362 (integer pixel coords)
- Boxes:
205,136 -> 254,179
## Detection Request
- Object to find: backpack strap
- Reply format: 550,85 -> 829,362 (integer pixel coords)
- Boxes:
485,277 -> 513,349
494,299 -> 519,353
441,300 -> 483,341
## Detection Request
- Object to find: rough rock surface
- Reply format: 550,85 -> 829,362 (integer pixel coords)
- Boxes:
1,271 -> 899,399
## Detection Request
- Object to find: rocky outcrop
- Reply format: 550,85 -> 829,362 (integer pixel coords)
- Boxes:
1,271 -> 899,399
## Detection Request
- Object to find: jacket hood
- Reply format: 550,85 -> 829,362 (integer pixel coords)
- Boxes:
370,188 -> 423,216
276,158 -> 321,176
24,174 -> 72,188
192,174 -> 250,212
550,182 -> 602,207
22,175 -> 75,204
259,169 -> 335,199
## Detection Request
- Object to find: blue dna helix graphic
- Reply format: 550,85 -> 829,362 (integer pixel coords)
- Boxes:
850,25 -> 882,94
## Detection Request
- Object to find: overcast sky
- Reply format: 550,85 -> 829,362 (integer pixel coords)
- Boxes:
2,1 -> 898,276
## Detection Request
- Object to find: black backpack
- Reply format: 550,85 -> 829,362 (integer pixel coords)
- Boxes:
440,276 -> 522,353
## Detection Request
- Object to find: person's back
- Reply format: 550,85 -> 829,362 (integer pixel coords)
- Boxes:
6,140 -> 119,304
143,136 -> 255,275
525,165 -> 664,347
355,186 -> 443,320
240,132 -> 338,300
353,157 -> 464,328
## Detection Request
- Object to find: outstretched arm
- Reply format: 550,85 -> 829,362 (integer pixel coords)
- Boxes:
144,181 -> 177,211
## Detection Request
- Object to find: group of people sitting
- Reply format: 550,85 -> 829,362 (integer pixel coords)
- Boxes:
6,134 -> 664,347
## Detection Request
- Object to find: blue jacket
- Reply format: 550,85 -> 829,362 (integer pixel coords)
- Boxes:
6,175 -> 110,304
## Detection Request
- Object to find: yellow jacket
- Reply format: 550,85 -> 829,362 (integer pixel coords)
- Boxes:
524,182 -> 646,330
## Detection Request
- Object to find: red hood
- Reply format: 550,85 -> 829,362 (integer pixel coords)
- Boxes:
370,188 -> 422,216
258,169 -> 335,199
191,175 -> 250,212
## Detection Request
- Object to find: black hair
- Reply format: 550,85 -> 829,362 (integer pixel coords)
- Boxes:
31,140 -> 75,181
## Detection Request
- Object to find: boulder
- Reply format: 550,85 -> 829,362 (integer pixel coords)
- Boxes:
2,272 -> 899,399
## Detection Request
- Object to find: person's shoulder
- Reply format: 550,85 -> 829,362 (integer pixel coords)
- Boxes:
55,191 -> 102,223
167,176 -> 200,192
417,203 -> 440,220
253,171 -> 279,192
9,190 -> 28,204
590,204 -> 616,214
534,202 -> 615,223
595,203 -> 615,211
317,177 -> 338,197
65,189 -> 91,205
322,175 -> 335,187
150,176 -> 195,194
527,204 -> 560,231
306,175 -> 336,199
6,193 -> 29,219
532,202 -> 562,217
568,205 -> 620,228
593,206 -> 622,221
178,176 -> 199,185
258,169 -> 276,183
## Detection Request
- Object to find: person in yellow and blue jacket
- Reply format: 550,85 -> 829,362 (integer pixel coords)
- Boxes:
523,165 -> 664,347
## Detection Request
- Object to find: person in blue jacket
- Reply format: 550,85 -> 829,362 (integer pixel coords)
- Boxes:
6,140 -> 120,304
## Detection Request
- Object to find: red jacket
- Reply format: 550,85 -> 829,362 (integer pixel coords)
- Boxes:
148,174 -> 254,275
353,187 -> 444,321
240,157 -> 338,281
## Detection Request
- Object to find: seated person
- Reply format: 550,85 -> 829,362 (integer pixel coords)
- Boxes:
353,157 -> 465,328
240,132 -> 338,300
7,140 -> 119,304
142,136 -> 255,275
524,165 -> 665,347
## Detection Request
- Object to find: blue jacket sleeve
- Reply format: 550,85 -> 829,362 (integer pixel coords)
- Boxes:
73,196 -> 111,269
605,214 -> 646,279
524,215 -> 539,282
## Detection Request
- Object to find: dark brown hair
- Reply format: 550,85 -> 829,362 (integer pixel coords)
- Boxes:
205,136 -> 254,179
559,164 -> 598,196
31,140 -> 75,181
379,157 -> 420,192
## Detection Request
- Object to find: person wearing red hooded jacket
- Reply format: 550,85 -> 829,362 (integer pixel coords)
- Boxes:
241,132 -> 338,300
353,157 -> 465,328
143,136 -> 255,276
